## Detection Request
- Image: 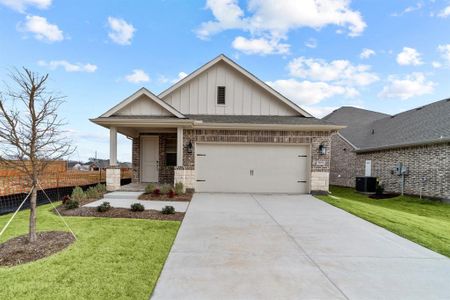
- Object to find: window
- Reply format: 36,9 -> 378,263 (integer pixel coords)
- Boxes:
217,86 -> 226,105
165,138 -> 177,166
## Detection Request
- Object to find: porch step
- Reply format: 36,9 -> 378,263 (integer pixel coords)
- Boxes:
103,191 -> 142,200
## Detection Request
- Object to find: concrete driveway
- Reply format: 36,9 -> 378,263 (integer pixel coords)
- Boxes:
151,193 -> 450,300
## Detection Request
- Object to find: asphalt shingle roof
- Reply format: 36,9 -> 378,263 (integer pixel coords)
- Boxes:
323,99 -> 450,151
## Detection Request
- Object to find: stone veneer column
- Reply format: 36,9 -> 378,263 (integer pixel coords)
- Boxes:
106,167 -> 121,191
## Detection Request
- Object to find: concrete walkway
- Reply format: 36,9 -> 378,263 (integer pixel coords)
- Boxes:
84,191 -> 189,212
151,193 -> 450,300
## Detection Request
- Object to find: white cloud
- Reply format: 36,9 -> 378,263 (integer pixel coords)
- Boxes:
107,17 -> 135,45
438,6 -> 450,18
232,36 -> 289,55
171,71 -> 188,83
360,48 -> 375,59
177,72 -> 188,80
37,60 -> 97,72
303,105 -> 339,118
396,47 -> 423,66
438,44 -> 450,64
391,2 -> 423,17
305,38 -> 317,49
197,0 -> 366,54
378,72 -> 435,100
125,69 -> 150,84
267,79 -> 358,105
432,61 -> 442,68
288,57 -> 379,86
0,0 -> 51,12
20,15 -> 64,42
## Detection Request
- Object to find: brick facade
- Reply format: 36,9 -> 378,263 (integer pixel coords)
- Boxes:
330,133 -> 450,200
132,129 -> 334,193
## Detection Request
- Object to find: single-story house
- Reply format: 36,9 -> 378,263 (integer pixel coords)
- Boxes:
91,54 -> 342,193
323,99 -> 450,200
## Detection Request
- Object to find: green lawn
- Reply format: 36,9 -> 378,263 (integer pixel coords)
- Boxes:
0,203 -> 180,299
317,186 -> 450,258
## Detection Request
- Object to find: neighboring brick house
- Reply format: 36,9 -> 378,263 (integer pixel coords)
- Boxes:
324,100 -> 450,200
91,54 -> 342,193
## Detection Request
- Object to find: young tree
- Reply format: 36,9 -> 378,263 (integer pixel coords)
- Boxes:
0,68 -> 74,242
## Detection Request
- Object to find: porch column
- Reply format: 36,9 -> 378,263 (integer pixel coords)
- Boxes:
110,126 -> 117,166
176,127 -> 183,166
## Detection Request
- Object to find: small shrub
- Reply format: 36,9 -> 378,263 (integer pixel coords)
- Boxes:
160,184 -> 172,195
153,188 -> 161,196
65,200 -> 79,210
71,186 -> 86,201
375,181 -> 385,195
61,195 -> 71,204
168,189 -> 175,198
95,183 -> 107,194
174,182 -> 184,195
97,201 -> 111,212
130,203 -> 145,212
145,183 -> 157,194
85,186 -> 100,199
161,205 -> 175,215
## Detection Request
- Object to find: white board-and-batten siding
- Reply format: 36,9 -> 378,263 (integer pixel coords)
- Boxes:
162,61 -> 297,116
115,95 -> 172,116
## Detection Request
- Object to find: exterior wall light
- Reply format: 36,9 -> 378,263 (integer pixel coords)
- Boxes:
319,143 -> 327,155
186,140 -> 193,154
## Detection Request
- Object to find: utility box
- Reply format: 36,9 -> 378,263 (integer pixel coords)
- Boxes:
355,176 -> 377,193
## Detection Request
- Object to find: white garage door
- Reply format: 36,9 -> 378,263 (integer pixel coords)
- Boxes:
195,143 -> 310,193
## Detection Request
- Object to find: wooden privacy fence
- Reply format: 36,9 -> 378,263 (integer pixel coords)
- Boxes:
0,169 -> 132,197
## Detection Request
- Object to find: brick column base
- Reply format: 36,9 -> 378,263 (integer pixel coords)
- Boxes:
310,171 -> 330,194
106,167 -> 121,191
174,167 -> 196,191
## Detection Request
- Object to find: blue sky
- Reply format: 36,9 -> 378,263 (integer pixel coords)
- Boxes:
1,0 -> 450,162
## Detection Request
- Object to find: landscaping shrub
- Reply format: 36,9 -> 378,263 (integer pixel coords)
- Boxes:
153,188 -> 160,196
168,189 -> 175,198
85,186 -> 100,199
145,183 -> 157,194
61,195 -> 71,204
64,200 -> 79,210
130,203 -> 145,212
71,186 -> 86,201
174,182 -> 184,195
375,181 -> 385,195
97,202 -> 111,212
95,183 -> 107,194
160,184 -> 172,195
161,205 -> 175,214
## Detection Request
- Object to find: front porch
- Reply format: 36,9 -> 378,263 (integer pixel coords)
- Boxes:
107,125 -> 194,191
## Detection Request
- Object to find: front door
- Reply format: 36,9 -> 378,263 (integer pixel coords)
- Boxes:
141,136 -> 159,182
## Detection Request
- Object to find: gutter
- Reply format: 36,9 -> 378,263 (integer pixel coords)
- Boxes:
90,117 -> 345,131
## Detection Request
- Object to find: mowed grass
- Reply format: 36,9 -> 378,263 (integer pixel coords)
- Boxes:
0,203 -> 180,299
316,186 -> 450,258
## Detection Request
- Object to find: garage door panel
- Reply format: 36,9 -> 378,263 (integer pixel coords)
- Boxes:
196,143 -> 309,193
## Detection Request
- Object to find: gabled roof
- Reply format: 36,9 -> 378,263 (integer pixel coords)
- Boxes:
158,54 -> 313,118
323,107 -> 389,148
100,87 -> 185,119
325,99 -> 450,151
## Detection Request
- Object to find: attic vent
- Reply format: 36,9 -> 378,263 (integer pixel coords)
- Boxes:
217,86 -> 226,105
371,129 -> 375,134
416,106 -> 423,111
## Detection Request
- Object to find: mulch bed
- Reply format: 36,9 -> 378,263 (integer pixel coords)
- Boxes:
55,206 -> 184,221
0,231 -> 75,267
138,192 -> 193,202
369,193 -> 400,199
